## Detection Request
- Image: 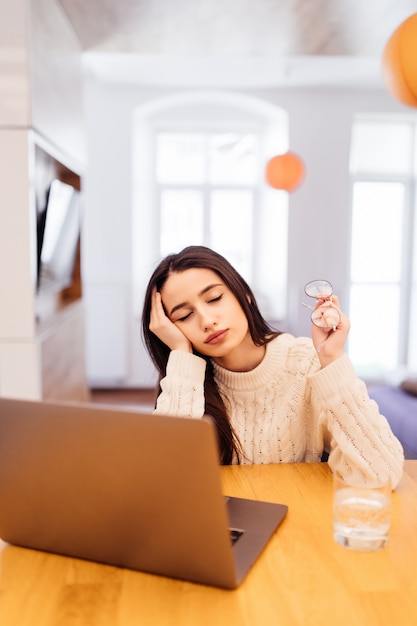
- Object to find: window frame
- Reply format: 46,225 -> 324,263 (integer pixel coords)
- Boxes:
152,124 -> 286,319
348,118 -> 417,376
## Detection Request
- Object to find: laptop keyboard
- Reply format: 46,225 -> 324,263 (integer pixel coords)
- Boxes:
225,498 -> 244,544
229,528 -> 244,545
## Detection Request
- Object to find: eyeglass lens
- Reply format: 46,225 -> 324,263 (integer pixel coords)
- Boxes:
303,279 -> 341,331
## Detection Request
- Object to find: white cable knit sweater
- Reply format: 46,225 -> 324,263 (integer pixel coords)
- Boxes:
155,333 -> 404,488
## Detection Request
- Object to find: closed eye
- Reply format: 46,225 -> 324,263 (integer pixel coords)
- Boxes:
175,294 -> 223,322
176,312 -> 192,322
209,294 -> 223,303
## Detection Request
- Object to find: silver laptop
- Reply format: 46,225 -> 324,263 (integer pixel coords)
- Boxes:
0,397 -> 288,589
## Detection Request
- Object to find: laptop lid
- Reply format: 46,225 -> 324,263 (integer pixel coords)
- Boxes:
0,397 -> 287,589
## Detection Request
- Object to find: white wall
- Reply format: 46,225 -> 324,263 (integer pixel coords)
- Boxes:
30,0 -> 86,167
0,0 -> 85,399
82,73 -> 409,388
0,0 -> 30,126
259,87 -> 409,337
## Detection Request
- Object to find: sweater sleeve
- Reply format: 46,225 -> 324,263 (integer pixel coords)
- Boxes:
154,350 -> 207,418
308,354 -> 404,489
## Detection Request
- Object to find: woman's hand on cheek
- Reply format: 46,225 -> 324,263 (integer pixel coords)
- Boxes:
149,289 -> 192,353
311,295 -> 350,368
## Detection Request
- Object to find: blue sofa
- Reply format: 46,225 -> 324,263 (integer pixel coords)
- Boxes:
369,384 -> 417,459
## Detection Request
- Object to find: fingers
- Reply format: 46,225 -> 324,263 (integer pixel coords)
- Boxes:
329,295 -> 350,332
150,288 -> 166,329
311,293 -> 350,367
149,288 -> 192,353
313,295 -> 349,331
149,288 -> 171,336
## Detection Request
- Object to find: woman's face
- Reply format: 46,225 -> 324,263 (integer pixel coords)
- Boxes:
160,268 -> 250,358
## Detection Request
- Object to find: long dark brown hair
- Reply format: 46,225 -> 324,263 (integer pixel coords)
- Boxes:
141,246 -> 281,464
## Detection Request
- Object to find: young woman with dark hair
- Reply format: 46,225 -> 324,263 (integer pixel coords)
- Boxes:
141,246 -> 404,487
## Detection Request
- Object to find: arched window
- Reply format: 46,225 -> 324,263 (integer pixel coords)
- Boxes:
132,91 -> 290,322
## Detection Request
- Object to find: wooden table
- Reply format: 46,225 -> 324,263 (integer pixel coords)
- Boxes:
0,461 -> 416,626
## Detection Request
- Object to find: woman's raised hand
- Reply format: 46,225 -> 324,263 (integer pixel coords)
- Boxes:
311,294 -> 350,368
149,289 -> 192,353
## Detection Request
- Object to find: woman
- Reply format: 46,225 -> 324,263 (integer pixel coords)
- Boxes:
142,245 -> 404,488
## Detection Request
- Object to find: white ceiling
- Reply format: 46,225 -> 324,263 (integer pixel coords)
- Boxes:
57,0 -> 417,88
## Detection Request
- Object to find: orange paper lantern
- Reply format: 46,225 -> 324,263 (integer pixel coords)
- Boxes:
382,13 -> 417,108
265,152 -> 305,192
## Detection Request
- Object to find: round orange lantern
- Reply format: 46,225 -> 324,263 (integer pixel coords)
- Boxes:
382,13 -> 417,108
265,152 -> 305,192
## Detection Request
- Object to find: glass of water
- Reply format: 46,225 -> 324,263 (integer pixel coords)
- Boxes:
333,473 -> 391,551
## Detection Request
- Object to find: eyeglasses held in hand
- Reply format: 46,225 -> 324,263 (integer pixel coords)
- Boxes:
302,279 -> 341,332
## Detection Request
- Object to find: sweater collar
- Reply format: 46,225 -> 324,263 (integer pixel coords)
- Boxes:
212,335 -> 283,391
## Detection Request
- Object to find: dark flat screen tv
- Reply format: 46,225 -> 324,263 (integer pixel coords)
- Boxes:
37,179 -> 81,294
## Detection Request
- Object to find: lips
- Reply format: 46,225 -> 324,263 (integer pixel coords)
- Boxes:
204,329 -> 228,345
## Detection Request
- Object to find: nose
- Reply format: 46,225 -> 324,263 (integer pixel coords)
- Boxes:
198,306 -> 216,332
202,317 -> 216,332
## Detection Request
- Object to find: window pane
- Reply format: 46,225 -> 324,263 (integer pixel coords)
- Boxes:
156,134 -> 205,184
350,121 -> 413,175
210,190 -> 253,281
409,286 -> 417,370
409,207 -> 417,370
208,133 -> 258,185
350,182 -> 404,283
160,190 -> 203,256
348,285 -> 400,375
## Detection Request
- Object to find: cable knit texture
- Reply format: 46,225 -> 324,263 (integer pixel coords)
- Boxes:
154,335 -> 404,488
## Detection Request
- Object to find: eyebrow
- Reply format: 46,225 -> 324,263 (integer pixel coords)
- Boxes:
169,283 -> 223,317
